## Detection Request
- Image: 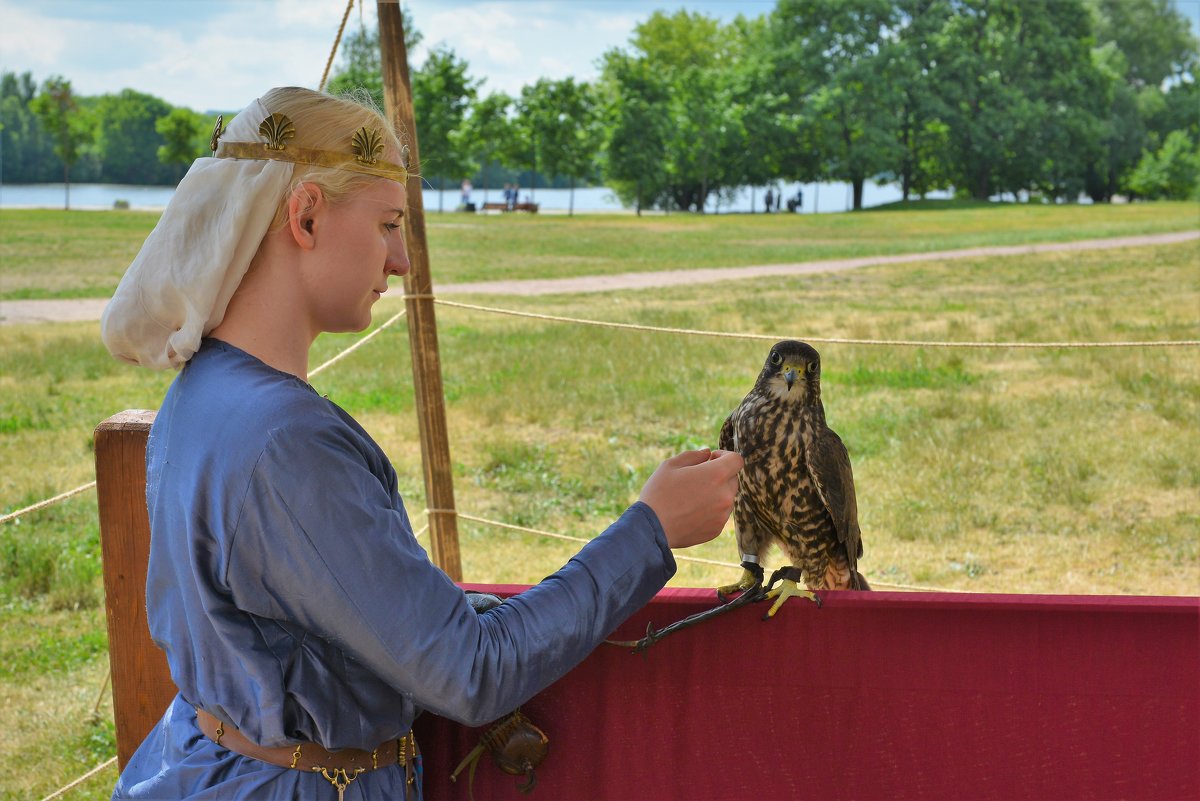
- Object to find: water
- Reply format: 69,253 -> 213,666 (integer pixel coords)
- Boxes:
1,181 -> 950,213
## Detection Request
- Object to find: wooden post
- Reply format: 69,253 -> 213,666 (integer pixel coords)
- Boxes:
94,410 -> 176,770
377,0 -> 463,581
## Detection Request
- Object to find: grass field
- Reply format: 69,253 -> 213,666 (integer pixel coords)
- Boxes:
1,203 -> 1198,798
3,200 -> 1200,298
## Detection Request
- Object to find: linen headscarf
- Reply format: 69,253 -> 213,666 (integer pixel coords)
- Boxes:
101,98 -> 291,370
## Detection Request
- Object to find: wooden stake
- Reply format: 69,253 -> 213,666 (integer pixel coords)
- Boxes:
95,410 -> 176,769
377,0 -> 463,580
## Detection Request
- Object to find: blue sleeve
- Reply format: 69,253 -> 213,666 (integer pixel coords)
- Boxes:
224,420 -> 675,726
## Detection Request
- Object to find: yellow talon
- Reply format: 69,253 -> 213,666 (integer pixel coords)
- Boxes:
763,578 -> 819,618
716,568 -> 759,597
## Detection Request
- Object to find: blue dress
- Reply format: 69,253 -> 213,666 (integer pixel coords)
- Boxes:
114,339 -> 676,800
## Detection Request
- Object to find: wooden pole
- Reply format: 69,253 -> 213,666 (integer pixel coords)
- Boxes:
94,410 -> 176,769
377,0 -> 463,581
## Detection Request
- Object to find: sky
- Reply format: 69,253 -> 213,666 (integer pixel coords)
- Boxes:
1,0 -> 1197,115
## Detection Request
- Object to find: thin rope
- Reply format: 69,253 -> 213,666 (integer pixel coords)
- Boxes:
310,308 -> 407,378
318,0 -> 357,91
431,298 -> 1200,349
39,756 -> 118,801
427,508 -> 943,582
90,670 -> 111,720
1,481 -> 96,526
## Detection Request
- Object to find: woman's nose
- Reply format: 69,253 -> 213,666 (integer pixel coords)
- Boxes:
387,239 -> 411,277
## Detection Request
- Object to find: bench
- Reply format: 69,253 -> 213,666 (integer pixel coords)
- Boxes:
481,202 -> 539,213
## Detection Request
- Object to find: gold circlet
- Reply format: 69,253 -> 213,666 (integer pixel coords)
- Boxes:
209,115 -> 225,154
212,111 -> 409,182
259,113 -> 295,150
352,126 -> 384,166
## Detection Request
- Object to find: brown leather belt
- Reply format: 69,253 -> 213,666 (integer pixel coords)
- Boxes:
195,708 -> 417,797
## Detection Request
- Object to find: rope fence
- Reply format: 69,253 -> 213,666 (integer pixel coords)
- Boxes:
0,481 -> 97,526
422,508 -> 958,593
38,756 -> 118,801
424,296 -> 1200,350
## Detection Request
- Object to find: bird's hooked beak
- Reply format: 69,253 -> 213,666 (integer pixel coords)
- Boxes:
784,366 -> 797,391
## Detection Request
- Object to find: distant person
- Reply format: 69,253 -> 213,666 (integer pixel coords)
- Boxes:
460,178 -> 472,209
100,85 -> 742,800
764,188 -> 774,213
787,189 -> 803,213
510,181 -> 520,210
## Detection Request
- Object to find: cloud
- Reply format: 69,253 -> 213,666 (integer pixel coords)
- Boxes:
407,0 -> 635,96
0,0 -> 765,111
0,0 -> 343,110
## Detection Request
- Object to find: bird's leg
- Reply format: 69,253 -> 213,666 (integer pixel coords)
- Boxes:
716,556 -> 766,602
762,566 -> 821,620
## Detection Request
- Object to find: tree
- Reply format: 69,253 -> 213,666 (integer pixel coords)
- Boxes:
599,51 -> 671,214
460,91 -> 511,205
1086,0 -> 1198,89
411,45 -> 478,212
1079,0 -> 1198,201
516,78 -> 601,215
1127,129 -> 1200,199
930,0 -> 1105,201
725,14 -> 792,206
603,9 -> 746,212
156,107 -> 209,174
1,71 -> 58,183
324,12 -> 422,110
91,89 -> 175,185
30,76 -> 89,209
876,0 -> 955,201
770,0 -> 903,210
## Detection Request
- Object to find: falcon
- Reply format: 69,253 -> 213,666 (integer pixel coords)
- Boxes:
717,340 -> 869,617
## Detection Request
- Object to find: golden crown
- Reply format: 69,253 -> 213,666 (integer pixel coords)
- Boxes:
210,113 -> 409,182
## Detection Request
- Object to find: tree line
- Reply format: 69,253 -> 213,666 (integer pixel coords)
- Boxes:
4,0 -> 1197,212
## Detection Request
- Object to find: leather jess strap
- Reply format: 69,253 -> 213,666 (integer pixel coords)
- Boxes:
194,707 -> 416,777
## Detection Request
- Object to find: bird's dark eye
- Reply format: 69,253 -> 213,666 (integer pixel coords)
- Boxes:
769,351 -> 783,367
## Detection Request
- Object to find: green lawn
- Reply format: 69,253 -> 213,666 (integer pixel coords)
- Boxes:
2,200 -> 1198,298
1,203 -> 1198,798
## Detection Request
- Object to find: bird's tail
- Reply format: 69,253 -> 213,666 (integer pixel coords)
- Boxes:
850,570 -> 871,591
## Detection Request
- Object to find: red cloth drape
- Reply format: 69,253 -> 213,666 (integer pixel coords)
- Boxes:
414,587 -> 1199,801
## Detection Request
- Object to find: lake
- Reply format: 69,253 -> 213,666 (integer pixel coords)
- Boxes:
0,181 -> 950,214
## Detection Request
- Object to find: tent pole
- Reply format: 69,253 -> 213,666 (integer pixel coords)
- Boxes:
377,1 -> 463,580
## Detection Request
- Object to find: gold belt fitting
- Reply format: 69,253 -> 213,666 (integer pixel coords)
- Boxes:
314,766 -> 365,801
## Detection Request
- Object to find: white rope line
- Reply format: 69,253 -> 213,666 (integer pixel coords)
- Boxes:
430,298 -> 1200,349
0,481 -> 97,526
38,756 -> 118,801
423,508 -> 953,589
310,308 -> 407,378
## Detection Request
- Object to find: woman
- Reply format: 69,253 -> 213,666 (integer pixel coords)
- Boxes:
102,87 -> 742,800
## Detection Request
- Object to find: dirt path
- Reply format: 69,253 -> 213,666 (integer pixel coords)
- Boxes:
2,230 -> 1196,325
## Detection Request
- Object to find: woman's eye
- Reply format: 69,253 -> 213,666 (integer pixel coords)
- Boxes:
384,222 -> 401,232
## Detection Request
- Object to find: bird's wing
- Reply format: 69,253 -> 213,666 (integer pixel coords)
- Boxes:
718,412 -> 735,453
805,428 -> 863,562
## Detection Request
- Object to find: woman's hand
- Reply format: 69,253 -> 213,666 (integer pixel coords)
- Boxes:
638,448 -> 743,549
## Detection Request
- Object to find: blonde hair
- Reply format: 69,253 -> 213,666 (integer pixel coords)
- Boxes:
258,86 -> 408,229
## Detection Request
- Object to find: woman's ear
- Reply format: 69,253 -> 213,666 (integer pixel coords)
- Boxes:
287,183 -> 325,250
